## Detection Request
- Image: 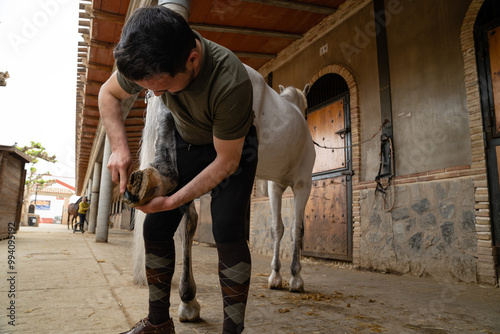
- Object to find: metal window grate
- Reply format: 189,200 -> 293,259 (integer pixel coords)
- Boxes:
475,0 -> 500,29
307,73 -> 349,112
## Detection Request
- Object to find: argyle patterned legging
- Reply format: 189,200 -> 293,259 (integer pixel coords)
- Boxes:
142,126 -> 258,333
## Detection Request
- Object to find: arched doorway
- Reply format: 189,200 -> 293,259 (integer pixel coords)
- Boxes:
303,73 -> 353,261
474,0 -> 500,278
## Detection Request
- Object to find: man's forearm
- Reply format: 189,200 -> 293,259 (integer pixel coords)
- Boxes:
170,157 -> 238,208
98,91 -> 129,151
137,151 -> 241,213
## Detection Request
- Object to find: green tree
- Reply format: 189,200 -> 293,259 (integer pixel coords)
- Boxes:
16,141 -> 57,212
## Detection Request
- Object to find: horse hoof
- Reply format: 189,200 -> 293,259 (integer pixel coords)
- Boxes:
289,276 -> 304,293
178,299 -> 201,322
268,273 -> 283,290
124,167 -> 177,207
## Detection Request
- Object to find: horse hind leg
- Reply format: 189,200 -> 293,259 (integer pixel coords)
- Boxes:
178,202 -> 201,322
268,181 -> 286,290
288,181 -> 311,293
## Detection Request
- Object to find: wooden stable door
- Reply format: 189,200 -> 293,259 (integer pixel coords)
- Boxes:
303,98 -> 352,261
308,100 -> 347,173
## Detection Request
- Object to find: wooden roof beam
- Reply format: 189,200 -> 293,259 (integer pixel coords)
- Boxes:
124,117 -> 145,125
190,23 -> 302,40
125,125 -> 145,132
85,94 -> 99,102
83,110 -> 99,118
79,11 -> 90,20
127,132 -> 144,138
79,28 -> 90,35
239,0 -> 336,15
234,51 -> 276,59
85,5 -> 126,24
79,2 -> 91,11
85,80 -> 104,87
81,58 -> 113,71
130,107 -> 146,113
90,40 -> 115,50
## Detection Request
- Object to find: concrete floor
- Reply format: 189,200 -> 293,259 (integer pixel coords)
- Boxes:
1,223 -> 499,334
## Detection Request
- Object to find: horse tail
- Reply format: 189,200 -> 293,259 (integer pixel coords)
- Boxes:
139,92 -> 161,169
132,91 -> 161,286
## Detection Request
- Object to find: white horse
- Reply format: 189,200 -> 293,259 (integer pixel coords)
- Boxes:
127,64 -> 315,322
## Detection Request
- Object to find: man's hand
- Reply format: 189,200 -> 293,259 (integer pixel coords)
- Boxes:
107,148 -> 133,194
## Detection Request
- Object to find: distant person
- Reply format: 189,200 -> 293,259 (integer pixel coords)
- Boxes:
76,197 -> 90,232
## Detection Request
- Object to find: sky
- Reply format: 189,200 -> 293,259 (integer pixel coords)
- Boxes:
0,0 -> 82,187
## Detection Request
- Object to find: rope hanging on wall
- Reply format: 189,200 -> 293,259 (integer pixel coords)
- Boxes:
312,119 -> 389,151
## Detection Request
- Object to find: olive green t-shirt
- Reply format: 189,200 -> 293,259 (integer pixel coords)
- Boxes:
116,31 -> 254,145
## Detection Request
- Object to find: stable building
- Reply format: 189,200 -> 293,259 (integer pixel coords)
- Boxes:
0,145 -> 31,238
74,0 -> 500,285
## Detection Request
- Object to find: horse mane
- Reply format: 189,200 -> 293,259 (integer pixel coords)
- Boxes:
71,197 -> 83,206
295,88 -> 308,114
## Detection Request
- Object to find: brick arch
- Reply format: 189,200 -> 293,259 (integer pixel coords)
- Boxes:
460,0 -> 496,284
308,64 -> 362,265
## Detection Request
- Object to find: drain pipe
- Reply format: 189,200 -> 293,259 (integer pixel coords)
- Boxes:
373,0 -> 395,178
159,0 -> 191,22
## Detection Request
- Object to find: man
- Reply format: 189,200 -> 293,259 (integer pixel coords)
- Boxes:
98,6 -> 257,334
76,197 -> 89,232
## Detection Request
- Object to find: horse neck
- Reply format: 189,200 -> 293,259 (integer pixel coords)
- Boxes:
281,88 -> 307,117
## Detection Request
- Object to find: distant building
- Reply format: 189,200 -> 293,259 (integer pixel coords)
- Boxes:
0,145 -> 31,238
29,180 -> 77,225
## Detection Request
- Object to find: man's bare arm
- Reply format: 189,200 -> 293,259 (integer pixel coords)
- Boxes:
98,71 -> 135,193
137,135 -> 245,213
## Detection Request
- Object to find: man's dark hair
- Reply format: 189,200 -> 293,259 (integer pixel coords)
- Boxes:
114,6 -> 196,80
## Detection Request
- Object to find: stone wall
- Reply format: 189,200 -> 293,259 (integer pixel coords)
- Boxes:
359,178 -> 477,283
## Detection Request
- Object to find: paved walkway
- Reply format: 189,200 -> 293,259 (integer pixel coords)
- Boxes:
1,223 -> 499,334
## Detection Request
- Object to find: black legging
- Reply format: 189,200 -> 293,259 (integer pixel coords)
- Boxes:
143,126 -> 258,243
76,213 -> 86,230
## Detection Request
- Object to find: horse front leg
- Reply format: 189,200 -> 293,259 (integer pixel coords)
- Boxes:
288,182 -> 311,293
124,110 -> 179,207
268,181 -> 286,290
132,210 -> 147,285
178,202 -> 201,322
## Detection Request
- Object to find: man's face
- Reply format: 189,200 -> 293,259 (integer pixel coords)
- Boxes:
136,67 -> 195,96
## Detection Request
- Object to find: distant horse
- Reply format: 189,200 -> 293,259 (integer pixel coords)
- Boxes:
126,64 -> 315,322
67,197 -> 82,230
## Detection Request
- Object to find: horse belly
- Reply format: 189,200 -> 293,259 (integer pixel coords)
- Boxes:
256,149 -> 295,184
255,124 -> 310,185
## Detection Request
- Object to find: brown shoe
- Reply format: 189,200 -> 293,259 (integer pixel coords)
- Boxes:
120,317 -> 175,334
